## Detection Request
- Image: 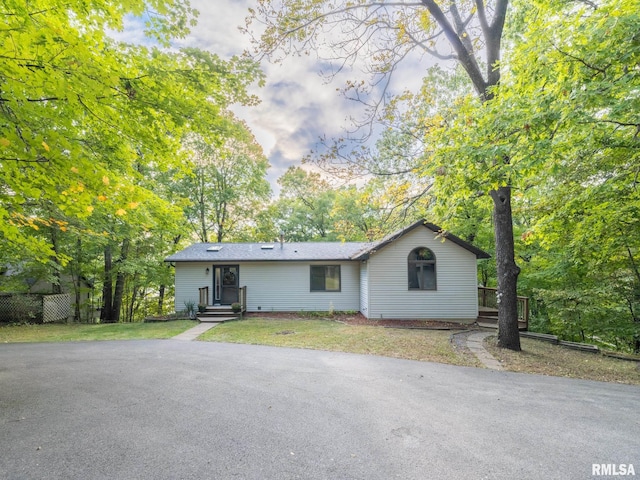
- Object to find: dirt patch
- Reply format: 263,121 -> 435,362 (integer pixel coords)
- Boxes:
274,330 -> 296,335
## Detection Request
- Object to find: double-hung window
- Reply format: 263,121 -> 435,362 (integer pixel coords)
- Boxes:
310,265 -> 341,292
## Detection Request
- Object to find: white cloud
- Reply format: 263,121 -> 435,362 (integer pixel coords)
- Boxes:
177,1 -> 374,192
116,1 -> 431,194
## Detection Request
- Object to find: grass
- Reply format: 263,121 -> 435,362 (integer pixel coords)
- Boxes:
0,320 -> 198,343
199,318 -> 481,367
485,336 -> 640,385
2,318 -> 639,385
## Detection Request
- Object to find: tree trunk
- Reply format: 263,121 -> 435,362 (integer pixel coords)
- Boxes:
158,284 -> 165,315
101,245 -> 113,323
490,186 -> 521,351
127,282 -> 139,322
198,172 -> 208,242
111,239 -> 129,323
49,227 -> 63,294
72,239 -> 82,322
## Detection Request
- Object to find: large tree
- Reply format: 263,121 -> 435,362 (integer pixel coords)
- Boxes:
1,0 -> 264,322
248,0 -> 521,349
180,132 -> 271,243
496,0 -> 640,351
419,0 -> 639,350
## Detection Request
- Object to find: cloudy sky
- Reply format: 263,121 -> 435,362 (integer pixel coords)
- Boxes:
170,0 -> 370,191
118,1 -> 430,194
170,0 -> 368,190
116,2 -> 458,194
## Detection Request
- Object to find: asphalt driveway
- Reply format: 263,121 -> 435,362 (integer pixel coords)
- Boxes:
1,340 -> 638,479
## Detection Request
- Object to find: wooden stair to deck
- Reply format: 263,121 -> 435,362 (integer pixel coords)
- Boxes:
197,306 -> 240,323
477,307 -> 528,331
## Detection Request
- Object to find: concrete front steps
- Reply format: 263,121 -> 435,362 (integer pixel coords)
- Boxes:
196,305 -> 241,323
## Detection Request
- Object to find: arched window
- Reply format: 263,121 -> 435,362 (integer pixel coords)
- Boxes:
408,247 -> 436,290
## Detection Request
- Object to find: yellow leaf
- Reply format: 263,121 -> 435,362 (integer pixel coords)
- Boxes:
86,206 -> 94,213
115,209 -> 126,216
42,141 -> 50,152
98,195 -> 107,201
70,166 -> 79,173
128,202 -> 139,209
0,138 -> 10,147
102,176 -> 110,185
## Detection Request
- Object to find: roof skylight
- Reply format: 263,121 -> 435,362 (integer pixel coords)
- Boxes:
207,246 -> 222,252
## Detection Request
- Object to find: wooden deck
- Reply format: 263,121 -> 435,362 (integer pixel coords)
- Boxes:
477,307 -> 528,331
477,287 -> 529,331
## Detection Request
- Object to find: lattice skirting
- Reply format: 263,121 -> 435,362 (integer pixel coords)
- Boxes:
0,293 -> 72,323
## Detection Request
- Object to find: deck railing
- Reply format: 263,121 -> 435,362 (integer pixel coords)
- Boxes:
239,286 -> 247,313
198,285 -> 246,313
478,286 -> 529,329
198,286 -> 209,306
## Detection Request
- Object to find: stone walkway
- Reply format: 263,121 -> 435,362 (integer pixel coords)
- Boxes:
465,330 -> 504,370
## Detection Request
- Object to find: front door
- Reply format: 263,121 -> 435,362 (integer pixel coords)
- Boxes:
213,265 -> 239,305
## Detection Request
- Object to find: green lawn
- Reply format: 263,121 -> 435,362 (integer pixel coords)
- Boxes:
199,318 -> 481,367
3,318 -> 639,386
0,320 -> 198,343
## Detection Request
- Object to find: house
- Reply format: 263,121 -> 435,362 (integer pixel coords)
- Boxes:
165,220 -> 490,323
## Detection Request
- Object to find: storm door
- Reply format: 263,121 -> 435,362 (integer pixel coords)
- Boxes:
213,265 -> 239,305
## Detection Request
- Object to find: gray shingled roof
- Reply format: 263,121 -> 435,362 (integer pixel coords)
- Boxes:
353,220 -> 491,260
165,220 -> 490,263
165,241 -> 372,262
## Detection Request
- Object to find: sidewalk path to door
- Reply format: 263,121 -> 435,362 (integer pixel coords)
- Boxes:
171,322 -> 219,341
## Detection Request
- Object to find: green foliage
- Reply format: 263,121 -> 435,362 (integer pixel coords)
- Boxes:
0,0 -> 266,323
272,167 -> 420,242
342,0 -> 640,351
183,300 -> 197,318
178,132 -> 271,243
506,0 -> 640,352
420,0 -> 640,351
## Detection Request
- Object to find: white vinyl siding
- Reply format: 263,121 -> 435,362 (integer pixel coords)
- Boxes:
359,261 -> 369,317
243,261 -> 359,312
174,261 -> 360,313
174,262 -> 211,312
365,228 -> 479,321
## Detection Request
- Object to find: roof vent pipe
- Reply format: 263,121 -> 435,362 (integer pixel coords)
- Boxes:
279,231 -> 284,249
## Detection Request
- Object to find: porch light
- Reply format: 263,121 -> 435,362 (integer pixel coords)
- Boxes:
206,267 -> 210,275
